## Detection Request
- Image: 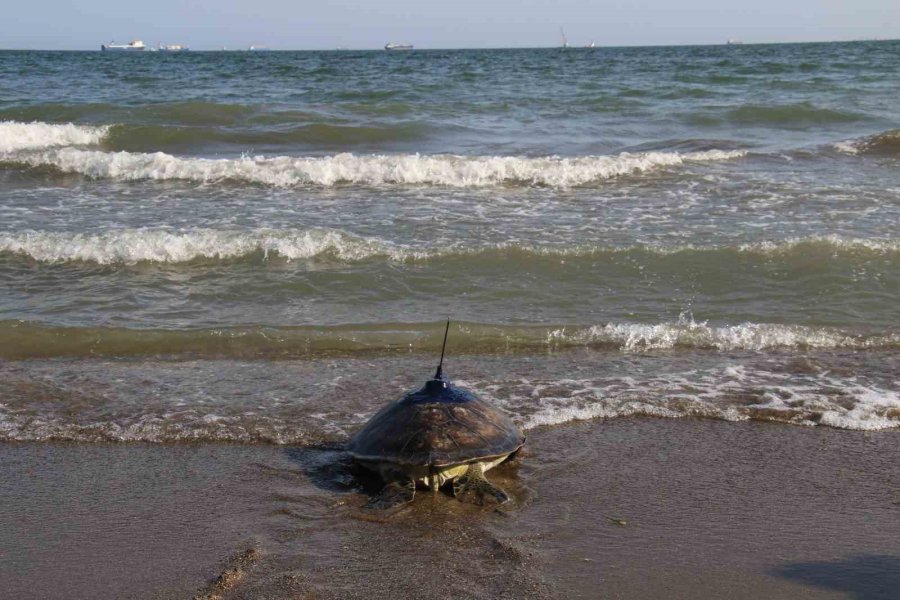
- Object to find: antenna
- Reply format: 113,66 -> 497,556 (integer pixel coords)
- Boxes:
434,318 -> 450,379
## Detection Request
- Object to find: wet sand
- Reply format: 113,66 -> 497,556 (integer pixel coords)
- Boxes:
1,418 -> 899,599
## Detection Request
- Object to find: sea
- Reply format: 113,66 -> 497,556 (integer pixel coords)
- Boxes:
1,42 -> 899,444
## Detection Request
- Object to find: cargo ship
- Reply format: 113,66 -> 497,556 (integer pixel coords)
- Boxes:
101,40 -> 147,51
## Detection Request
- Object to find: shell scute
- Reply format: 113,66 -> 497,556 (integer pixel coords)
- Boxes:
347,378 -> 525,467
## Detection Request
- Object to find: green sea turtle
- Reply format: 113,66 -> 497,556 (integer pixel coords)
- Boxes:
346,322 -> 525,507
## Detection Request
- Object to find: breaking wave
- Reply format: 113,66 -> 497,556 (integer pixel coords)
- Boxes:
2,146 -> 747,187
833,129 -> 900,156
0,121 -> 109,152
2,229 -> 899,265
558,321 -> 899,353
0,228 -> 406,264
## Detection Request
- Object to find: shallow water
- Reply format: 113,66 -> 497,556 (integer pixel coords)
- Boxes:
1,43 -> 899,437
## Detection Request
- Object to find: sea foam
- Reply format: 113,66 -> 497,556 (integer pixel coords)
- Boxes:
832,129 -> 900,156
0,121 -> 109,152
0,228 -> 408,264
468,366 -> 900,432
566,321 -> 891,353
2,229 -> 898,265
5,147 -> 747,187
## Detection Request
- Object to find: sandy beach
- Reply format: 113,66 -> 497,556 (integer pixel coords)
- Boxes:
2,41 -> 900,599
2,417 -> 898,599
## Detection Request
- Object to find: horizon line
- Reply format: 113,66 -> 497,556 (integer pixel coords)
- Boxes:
0,37 -> 898,53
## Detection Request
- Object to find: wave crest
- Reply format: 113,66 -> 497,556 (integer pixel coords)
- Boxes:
3,147 -> 747,187
0,121 -> 109,152
834,129 -> 900,156
2,229 -> 898,265
568,321 -> 895,353
0,228 -> 405,264
726,102 -> 865,127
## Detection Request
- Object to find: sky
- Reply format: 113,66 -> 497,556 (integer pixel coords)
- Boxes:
1,0 -> 898,50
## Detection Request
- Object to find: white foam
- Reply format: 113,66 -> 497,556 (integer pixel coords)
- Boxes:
6,228 -> 898,266
0,121 -> 109,152
554,320 -> 897,352
737,235 -> 900,254
4,147 -> 747,187
0,227 -> 410,264
522,401 -> 693,429
3,364 -> 898,442
832,140 -> 860,155
817,384 -> 900,431
831,130 -> 900,156
468,367 -> 900,432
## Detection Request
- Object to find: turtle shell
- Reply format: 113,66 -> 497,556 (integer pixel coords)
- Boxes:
347,377 -> 525,468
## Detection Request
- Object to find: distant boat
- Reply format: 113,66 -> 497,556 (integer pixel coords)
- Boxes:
560,28 -> 568,48
586,41 -> 596,48
248,45 -> 271,51
158,44 -> 189,52
726,39 -> 744,45
101,39 -> 146,52
385,42 -> 413,51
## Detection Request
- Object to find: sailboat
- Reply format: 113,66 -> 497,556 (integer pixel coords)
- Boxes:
560,28 -> 568,49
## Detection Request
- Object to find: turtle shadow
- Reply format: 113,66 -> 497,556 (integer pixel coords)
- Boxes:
282,443 -> 367,495
773,554 -> 900,600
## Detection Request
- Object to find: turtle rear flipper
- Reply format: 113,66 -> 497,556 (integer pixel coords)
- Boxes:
366,479 -> 415,510
453,463 -> 509,505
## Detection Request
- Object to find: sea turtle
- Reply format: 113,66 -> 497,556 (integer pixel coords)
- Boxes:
347,322 -> 525,507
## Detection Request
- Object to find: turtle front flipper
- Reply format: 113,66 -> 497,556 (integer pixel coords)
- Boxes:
452,463 -> 509,505
366,479 -> 416,509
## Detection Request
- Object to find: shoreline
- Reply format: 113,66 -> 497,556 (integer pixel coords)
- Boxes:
2,417 -> 898,599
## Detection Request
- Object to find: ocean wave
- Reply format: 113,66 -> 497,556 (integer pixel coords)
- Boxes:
474,368 -> 900,432
2,229 -> 898,265
0,227 -> 407,264
833,129 -> 900,155
0,121 -> 109,152
1,147 -> 747,187
725,102 -> 866,127
567,321 -> 898,353
102,122 -> 432,151
2,357 -> 898,444
2,320 -> 897,360
0,103 -> 258,126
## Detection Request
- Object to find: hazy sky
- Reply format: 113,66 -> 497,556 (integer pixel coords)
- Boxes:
1,1 -> 898,50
